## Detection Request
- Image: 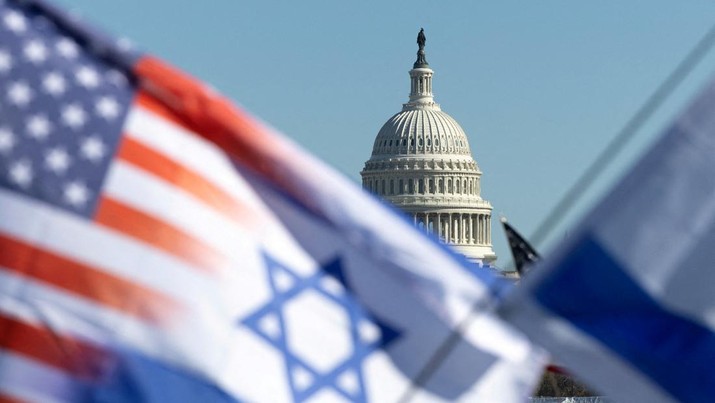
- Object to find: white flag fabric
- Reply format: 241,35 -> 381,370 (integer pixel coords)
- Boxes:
0,1 -> 545,401
498,75 -> 715,403
235,165 -> 547,402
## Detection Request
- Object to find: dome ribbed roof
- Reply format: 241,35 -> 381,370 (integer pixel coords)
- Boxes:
370,108 -> 472,157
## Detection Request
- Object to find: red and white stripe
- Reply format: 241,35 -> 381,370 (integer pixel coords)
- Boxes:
0,81 -> 317,399
0,349 -> 87,403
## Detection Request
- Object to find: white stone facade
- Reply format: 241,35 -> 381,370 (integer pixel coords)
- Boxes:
361,41 -> 497,263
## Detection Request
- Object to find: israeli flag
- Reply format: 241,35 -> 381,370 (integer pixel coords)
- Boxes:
498,76 -> 715,402
232,161 -> 547,402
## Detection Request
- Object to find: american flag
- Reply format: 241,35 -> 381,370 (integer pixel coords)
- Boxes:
0,1 -> 288,400
0,1 -> 545,402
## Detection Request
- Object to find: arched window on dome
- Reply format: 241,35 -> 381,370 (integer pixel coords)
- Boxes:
418,138 -> 423,147
429,179 -> 434,194
427,138 -> 431,146
447,179 -> 452,194
469,180 -> 473,195
463,179 -> 467,194
418,179 -> 424,194
456,179 -> 461,194
390,179 -> 394,195
410,138 -> 414,147
408,178 -> 414,194
438,178 -> 444,193
435,138 -> 440,147
399,179 -> 404,194
381,179 -> 385,195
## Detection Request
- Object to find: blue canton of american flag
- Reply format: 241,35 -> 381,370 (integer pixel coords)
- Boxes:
0,2 -> 134,217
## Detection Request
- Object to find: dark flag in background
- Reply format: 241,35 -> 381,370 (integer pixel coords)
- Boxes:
500,217 -> 540,275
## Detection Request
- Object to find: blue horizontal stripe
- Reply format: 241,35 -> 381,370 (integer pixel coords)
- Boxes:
84,350 -> 241,403
535,235 -> 715,403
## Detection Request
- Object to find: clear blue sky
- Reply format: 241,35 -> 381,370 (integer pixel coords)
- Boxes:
55,0 -> 715,265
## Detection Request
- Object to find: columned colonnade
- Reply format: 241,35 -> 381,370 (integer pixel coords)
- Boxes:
412,212 -> 491,245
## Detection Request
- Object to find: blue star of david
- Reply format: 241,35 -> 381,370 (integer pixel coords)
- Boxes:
241,252 -> 401,402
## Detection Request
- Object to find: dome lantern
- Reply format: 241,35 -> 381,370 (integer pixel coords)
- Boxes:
406,29 -> 438,110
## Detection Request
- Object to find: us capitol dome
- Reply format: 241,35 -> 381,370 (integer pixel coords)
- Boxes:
361,29 -> 497,264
